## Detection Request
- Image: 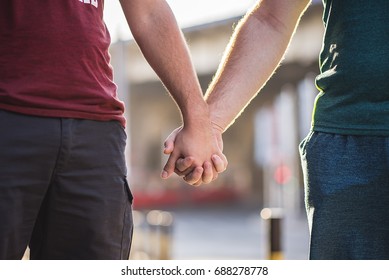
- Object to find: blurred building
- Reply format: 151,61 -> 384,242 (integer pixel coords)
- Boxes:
109,3 -> 324,211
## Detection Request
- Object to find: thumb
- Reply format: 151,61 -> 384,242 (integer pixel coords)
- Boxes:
161,151 -> 179,179
163,127 -> 181,154
163,138 -> 174,155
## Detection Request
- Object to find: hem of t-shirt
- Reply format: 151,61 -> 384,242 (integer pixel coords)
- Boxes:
313,122 -> 389,137
0,104 -> 126,128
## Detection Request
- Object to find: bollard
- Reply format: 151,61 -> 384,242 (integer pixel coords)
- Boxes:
260,208 -> 283,260
146,210 -> 174,260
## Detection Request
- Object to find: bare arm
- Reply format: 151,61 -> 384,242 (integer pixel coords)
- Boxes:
119,0 -> 227,185
162,0 -> 311,181
120,0 -> 206,123
206,0 -> 311,131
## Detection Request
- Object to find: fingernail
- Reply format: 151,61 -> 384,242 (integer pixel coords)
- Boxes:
161,171 -> 168,179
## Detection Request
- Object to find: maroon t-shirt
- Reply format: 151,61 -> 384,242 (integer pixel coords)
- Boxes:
0,0 -> 126,127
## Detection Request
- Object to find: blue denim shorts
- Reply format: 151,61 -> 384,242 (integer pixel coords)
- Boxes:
300,131 -> 389,259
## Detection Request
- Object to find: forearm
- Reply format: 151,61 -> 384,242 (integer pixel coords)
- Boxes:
120,0 -> 208,125
205,0 -> 311,132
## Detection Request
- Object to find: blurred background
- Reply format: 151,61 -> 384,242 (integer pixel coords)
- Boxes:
104,0 -> 324,260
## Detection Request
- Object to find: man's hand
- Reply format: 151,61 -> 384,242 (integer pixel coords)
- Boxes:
161,123 -> 227,186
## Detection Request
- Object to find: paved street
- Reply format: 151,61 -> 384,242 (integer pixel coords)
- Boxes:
131,205 -> 310,260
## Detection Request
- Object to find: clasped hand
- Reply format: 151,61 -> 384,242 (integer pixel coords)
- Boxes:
161,123 -> 228,186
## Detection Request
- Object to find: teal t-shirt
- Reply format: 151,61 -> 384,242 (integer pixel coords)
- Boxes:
313,0 -> 389,136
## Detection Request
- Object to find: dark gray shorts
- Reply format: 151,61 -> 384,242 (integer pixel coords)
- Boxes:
0,109 -> 133,259
300,131 -> 389,259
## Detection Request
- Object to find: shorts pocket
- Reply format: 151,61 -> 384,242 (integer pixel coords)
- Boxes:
299,130 -> 315,158
123,177 -> 133,204
120,177 -> 134,259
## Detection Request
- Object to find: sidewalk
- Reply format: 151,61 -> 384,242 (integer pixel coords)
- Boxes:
21,205 -> 310,260
159,206 -> 310,260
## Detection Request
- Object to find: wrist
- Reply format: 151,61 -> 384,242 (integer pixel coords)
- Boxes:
182,100 -> 211,127
211,121 -> 225,133
207,98 -> 229,133
209,110 -> 229,133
